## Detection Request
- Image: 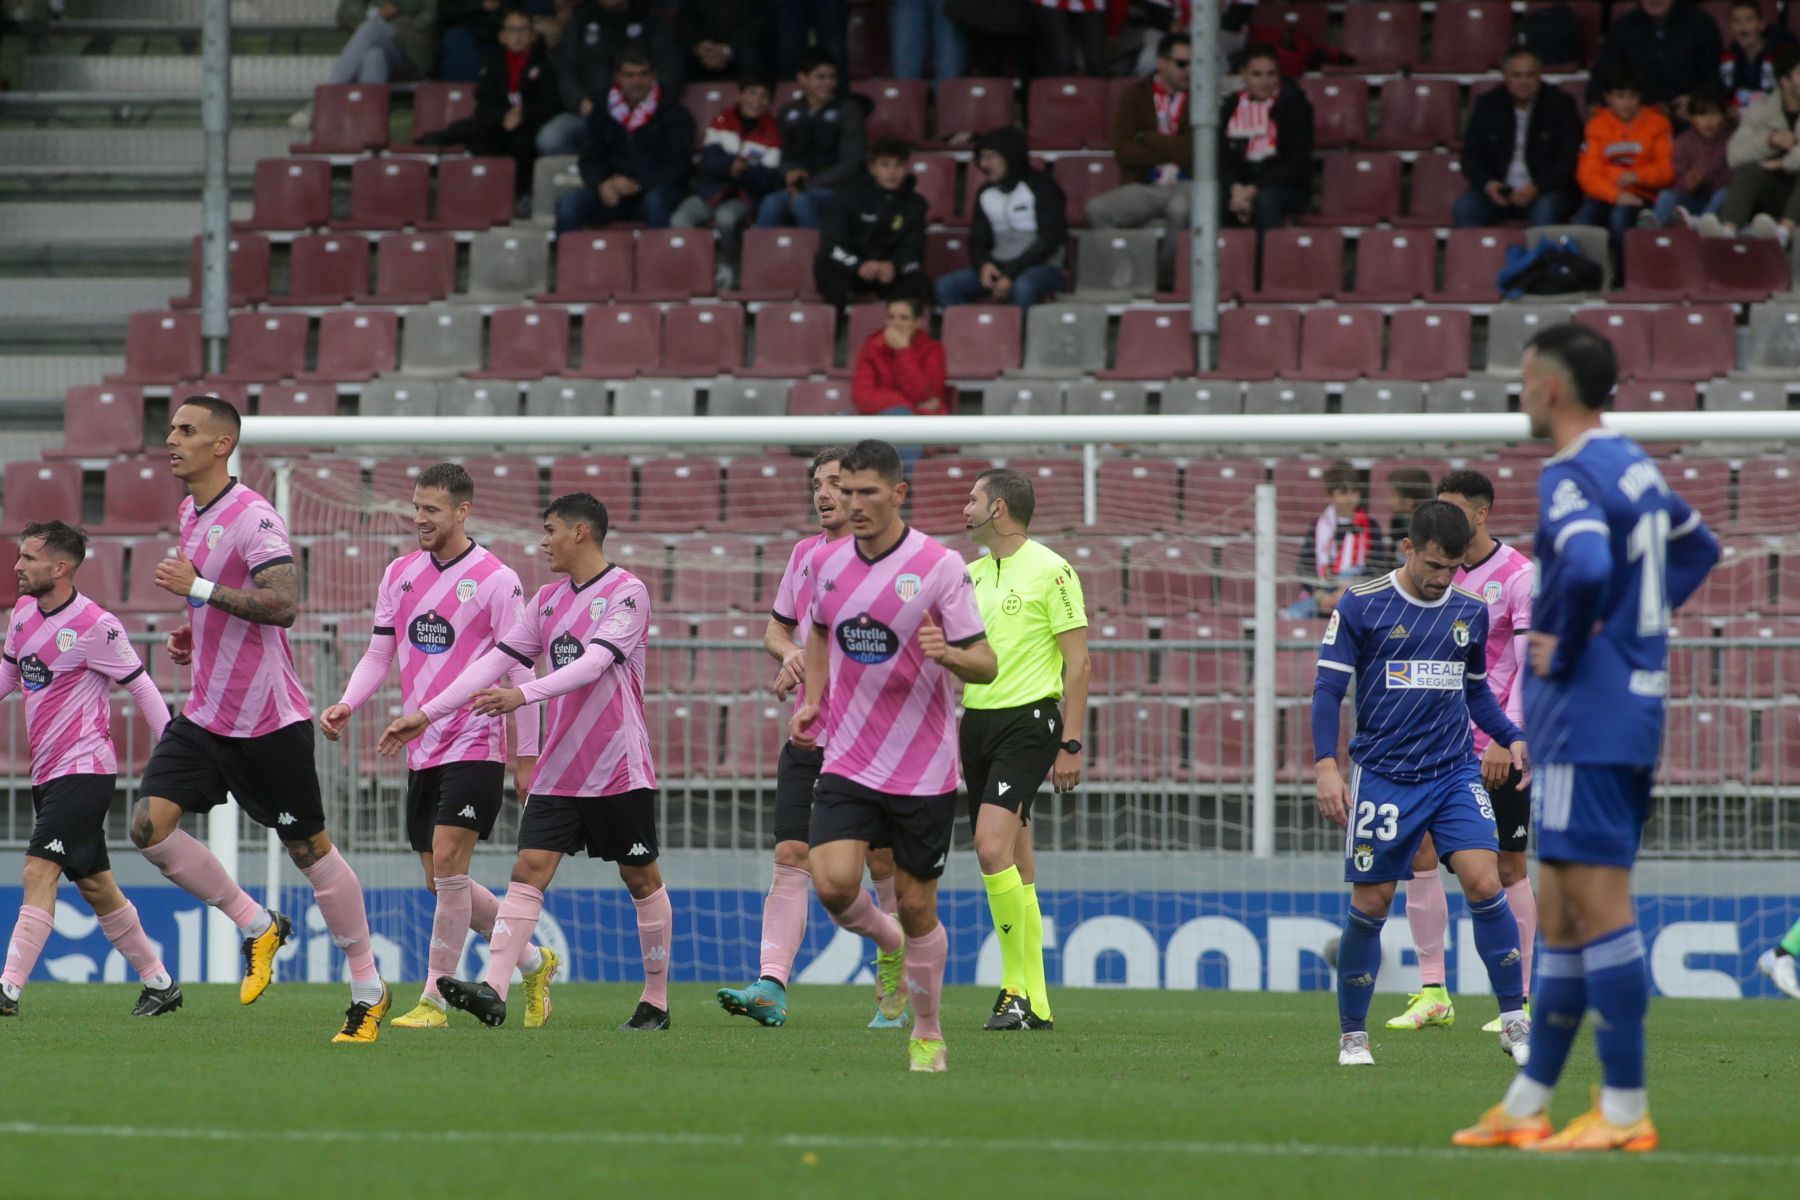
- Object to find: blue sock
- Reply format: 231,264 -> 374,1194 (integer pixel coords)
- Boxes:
1522,948 -> 1585,1088
1584,926 -> 1649,1091
1336,906 -> 1385,1034
1467,891 -> 1525,1012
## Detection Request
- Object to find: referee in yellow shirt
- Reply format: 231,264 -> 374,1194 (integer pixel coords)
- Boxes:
959,468 -> 1090,1031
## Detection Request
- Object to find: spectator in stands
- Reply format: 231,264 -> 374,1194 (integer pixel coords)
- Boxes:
891,0 -> 968,82
673,0 -> 775,88
851,293 -> 950,416
776,0 -> 849,81
1453,47 -> 1582,228
420,8 -> 558,209
1375,467 -> 1433,572
1030,0 -> 1108,77
1575,67 -> 1674,247
757,52 -> 866,231
440,0 -> 504,82
1588,0 -> 1723,121
292,1 -> 435,129
1218,43 -> 1313,230
671,74 -> 785,290
1286,461 -> 1377,619
554,50 -> 696,232
813,138 -> 930,306
1651,90 -> 1734,226
539,0 -> 680,158
1722,0 -> 1796,111
1705,45 -> 1800,242
1086,34 -> 1192,246
935,126 -> 1069,310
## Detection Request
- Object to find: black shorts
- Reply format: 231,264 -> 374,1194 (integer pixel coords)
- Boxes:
960,699 -> 1061,830
406,760 -> 506,853
773,741 -> 823,846
518,789 -> 659,865
29,774 -> 114,881
809,772 -> 955,881
138,714 -> 326,841
1491,767 -> 1531,854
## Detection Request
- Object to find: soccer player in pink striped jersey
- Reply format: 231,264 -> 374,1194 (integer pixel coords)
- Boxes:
319,462 -> 556,1030
132,396 -> 390,1043
1385,468 -> 1540,1034
381,492 -> 670,1031
790,439 -> 996,1073
1,521 -> 177,1018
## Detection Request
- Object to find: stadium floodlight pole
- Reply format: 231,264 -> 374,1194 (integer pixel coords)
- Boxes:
1251,484 -> 1276,858
1189,0 -> 1222,371
199,0 -> 231,376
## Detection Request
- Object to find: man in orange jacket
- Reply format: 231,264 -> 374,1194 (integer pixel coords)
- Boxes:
1574,66 -> 1675,249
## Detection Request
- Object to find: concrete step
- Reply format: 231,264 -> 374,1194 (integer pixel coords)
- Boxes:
0,126 -> 293,172
0,201 -> 249,246
0,355 -> 124,404
0,277 -> 185,320
59,0 -> 336,27
23,55 -> 335,98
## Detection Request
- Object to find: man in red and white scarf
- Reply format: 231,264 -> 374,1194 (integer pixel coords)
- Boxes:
1219,41 -> 1313,229
1086,32 -> 1194,279
555,50 -> 697,233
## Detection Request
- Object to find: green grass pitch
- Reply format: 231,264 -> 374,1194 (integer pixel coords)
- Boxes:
1,983 -> 1795,1199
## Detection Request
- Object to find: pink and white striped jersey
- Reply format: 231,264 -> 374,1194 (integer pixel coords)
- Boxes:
1456,540 -> 1534,754
771,530 -> 835,747
361,542 -> 529,771
808,526 -> 987,796
179,480 -> 312,737
0,593 -> 159,784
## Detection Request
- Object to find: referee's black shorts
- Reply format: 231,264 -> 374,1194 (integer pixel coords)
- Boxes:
959,698 -> 1062,830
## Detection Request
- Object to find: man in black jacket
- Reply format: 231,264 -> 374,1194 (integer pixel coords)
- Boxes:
758,51 -> 866,230
1455,47 -> 1582,227
465,10 -> 560,202
1588,0 -> 1722,119
936,126 -> 1068,310
554,50 -> 697,232
538,0 -> 681,157
673,0 -> 775,88
814,138 -> 930,306
1220,44 -> 1313,230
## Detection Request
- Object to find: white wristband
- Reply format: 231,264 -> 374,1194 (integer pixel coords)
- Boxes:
188,577 -> 216,605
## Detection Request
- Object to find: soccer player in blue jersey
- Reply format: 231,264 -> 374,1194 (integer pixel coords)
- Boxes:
1313,499 -> 1532,1069
1456,324 -> 1719,1153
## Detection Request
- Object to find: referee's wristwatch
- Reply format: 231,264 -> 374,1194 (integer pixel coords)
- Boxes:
1058,739 -> 1082,755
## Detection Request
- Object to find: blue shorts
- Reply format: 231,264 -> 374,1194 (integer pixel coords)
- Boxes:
1344,759 -> 1499,884
1533,762 -> 1652,868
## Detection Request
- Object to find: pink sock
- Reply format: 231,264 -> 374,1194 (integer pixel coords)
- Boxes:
874,874 -> 898,916
759,865 -> 810,987
1506,877 -> 1538,997
833,889 -> 902,953
301,848 -> 378,983
141,829 -> 263,930
468,881 -> 502,938
483,882 -> 543,1000
634,886 -> 673,1010
2,905 -> 53,995
1406,867 -> 1449,987
904,922 -> 948,1041
427,875 -> 473,1000
97,903 -> 168,985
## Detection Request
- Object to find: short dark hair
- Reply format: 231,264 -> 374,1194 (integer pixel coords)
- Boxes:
869,136 -> 913,163
1686,88 -> 1728,119
1237,41 -> 1281,71
544,492 -> 609,542
976,468 -> 1036,528
615,47 -> 653,73
1389,467 -> 1434,506
1774,44 -> 1800,81
738,72 -> 777,95
796,49 -> 837,77
1601,64 -> 1641,96
177,394 -> 242,436
1323,460 -> 1360,493
1157,32 -> 1191,59
415,462 -> 474,505
886,292 -> 927,320
839,439 -> 904,485
1408,499 -> 1470,560
1502,45 -> 1540,69
1731,0 -> 1766,14
1526,322 -> 1619,410
1435,468 -> 1496,508
20,520 -> 86,568
810,444 -> 849,478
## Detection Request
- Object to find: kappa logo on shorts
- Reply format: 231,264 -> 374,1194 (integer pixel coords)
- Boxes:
277,812 -> 296,826
997,782 -> 1011,796
1513,825 -> 1527,839
44,839 -> 64,855
628,842 -> 650,857
458,805 -> 477,819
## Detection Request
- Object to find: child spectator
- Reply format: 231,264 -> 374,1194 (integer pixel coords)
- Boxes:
670,74 -> 784,290
851,294 -> 949,416
1654,91 -> 1734,227
1287,462 -> 1378,619
1721,0 -> 1797,111
813,138 -> 929,306
1574,67 -> 1674,248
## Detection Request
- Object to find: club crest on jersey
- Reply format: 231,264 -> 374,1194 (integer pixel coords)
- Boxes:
1001,593 -> 1023,616
55,628 -> 77,653
456,579 -> 478,603
1353,843 -> 1375,872
205,524 -> 224,550
18,654 -> 50,692
409,611 -> 454,655
1484,580 -> 1503,603
894,573 -> 922,602
837,613 -> 898,664
1452,620 -> 1470,647
589,597 -> 608,622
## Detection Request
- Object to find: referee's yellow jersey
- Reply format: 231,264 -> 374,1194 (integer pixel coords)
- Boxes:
962,538 -> 1088,711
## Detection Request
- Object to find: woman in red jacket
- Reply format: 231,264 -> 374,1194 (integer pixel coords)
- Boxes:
851,296 -> 950,416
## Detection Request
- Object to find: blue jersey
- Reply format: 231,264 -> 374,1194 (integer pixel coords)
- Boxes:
1314,571 -> 1523,783
1527,429 -> 1720,766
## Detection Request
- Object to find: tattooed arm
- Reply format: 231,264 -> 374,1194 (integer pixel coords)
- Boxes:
155,550 -> 300,628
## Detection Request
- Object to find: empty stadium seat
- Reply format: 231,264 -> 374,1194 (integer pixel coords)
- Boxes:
108,310 -> 203,385
275,233 -> 370,306
548,455 -> 633,520
835,302 -> 887,377
302,309 -> 397,383
726,228 -> 821,301
328,157 -> 428,235
1717,616 -> 1800,696
1159,616 -> 1247,696
96,457 -> 184,533
1737,459 -> 1800,532
1695,236 -> 1790,303
1370,79 -> 1461,150
574,303 -> 661,378
1018,303 -> 1109,376
401,81 -> 475,148
1612,228 -> 1700,302
465,306 -> 568,380
908,458 -> 988,532
1126,540 -> 1212,617
942,305 -> 1022,379
925,229 -> 970,278
719,456 -> 810,531
3,460 -> 82,526
1066,380 -> 1148,416
1291,308 -> 1383,382
1379,309 -> 1473,382
1484,304 -> 1575,373
1246,381 -> 1328,415
707,380 -> 791,418
660,304 -> 745,376
1425,378 -> 1509,414
359,378 -> 440,419
258,382 -> 338,418
307,537 -> 393,612
1343,228 -> 1433,302
399,305 -> 485,377
238,158 -> 331,231
632,229 -> 714,300
1198,307 -> 1300,381
1330,2 -> 1421,73
1181,459 -> 1262,530
172,233 -> 271,309
421,157 -> 514,231
1052,156 -> 1122,227
983,380 -> 1062,416
1648,305 -> 1737,382
645,698 -> 723,776
1097,309 -> 1195,380
692,616 -> 769,697
1058,538 -> 1125,612
460,456 -> 542,529
524,378 -> 605,418
1432,227 -> 1523,303
538,230 -> 633,302
369,232 -> 456,304
292,83 -> 389,155
1084,614 -> 1151,693
852,78 -> 928,143
467,229 -> 549,299
1706,379 -> 1786,411
1096,459 -> 1178,530
933,78 -> 1014,143
789,380 -> 854,416
1073,229 -> 1158,299
443,381 -> 516,418
1303,154 -> 1402,227
286,458 -> 365,534
1255,229 -> 1344,301
1424,1 -> 1511,70
1027,76 -> 1109,149
613,378 -> 697,418
1394,152 -> 1466,228
1164,385 -> 1242,416
1613,381 -> 1697,412
1300,77 -> 1368,149
681,82 -> 738,145
1688,545 -> 1771,614
215,311 -> 309,383
905,152 -> 959,224
1573,307 -> 1656,379
1174,228 -> 1255,303
1341,380 -> 1425,414
636,458 -> 721,530
54,385 -> 145,458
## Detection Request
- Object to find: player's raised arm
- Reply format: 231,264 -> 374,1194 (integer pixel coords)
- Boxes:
1664,493 -> 1722,615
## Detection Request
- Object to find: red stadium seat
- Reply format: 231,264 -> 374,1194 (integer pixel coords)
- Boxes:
941,305 -> 1022,379
1009,458 -> 1083,531
852,79 -> 928,144
1343,229 -> 1434,302
1198,307 -> 1300,381
1689,545 -> 1771,615
1183,459 -> 1263,532
1396,152 -> 1466,228
1097,309 -> 1195,380
401,81 -> 475,148
300,309 -> 397,383
1647,305 -> 1737,382
1717,617 -> 1800,697
1611,228 -> 1700,302
287,457 -> 365,535
681,83 -> 738,147
1085,614 -> 1151,695
1736,459 -> 1800,533
1299,77 -> 1368,149
107,311 -> 203,385
74,538 -> 127,610
548,455 -> 634,524
237,158 -> 332,232
1431,227 -> 1523,302
720,455 -> 812,532
1093,700 -> 1183,781
1424,1 -> 1511,70
1189,700 -> 1254,783
1694,237 -> 1791,303
54,385 -> 145,458
1156,615 -> 1247,696
273,233 -> 370,306
1377,309 -> 1473,382
1271,459 -> 1332,535
660,304 -> 744,376
118,540 -> 177,613
460,456 -> 543,530
1661,703 -> 1751,785
725,228 -> 821,301
171,233 -> 271,309
1369,79 -> 1461,151
215,311 -> 309,383
1027,77 -> 1109,150
573,303 -> 662,379
1096,459 -> 1181,532
421,157 -> 514,231
3,460 -> 82,526
1255,229 -> 1344,301
790,379 -> 854,415
635,458 -> 722,531
1259,2 -> 1331,41
1058,537 -> 1125,613
645,698 -> 722,777
1161,229 -> 1253,303
1053,156 -> 1122,227
1614,381 -> 1697,413
668,534 -> 761,611
306,537 -> 394,612
925,229 -> 970,278
720,697 -> 788,773
1127,539 -> 1212,616
1304,153 -> 1403,228
539,230 -> 634,302
833,302 -> 887,377
469,306 -> 570,380
933,78 -> 1014,143
96,457 -> 184,534
631,229 -> 715,301
693,616 -> 771,697
369,232 -> 456,304
1291,307 -> 1384,382
291,83 -> 389,154
258,383 -> 338,418
1329,3 -> 1422,73
1573,307 -> 1654,380
908,458 -> 989,533
332,157 -> 430,232
906,153 -> 959,225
